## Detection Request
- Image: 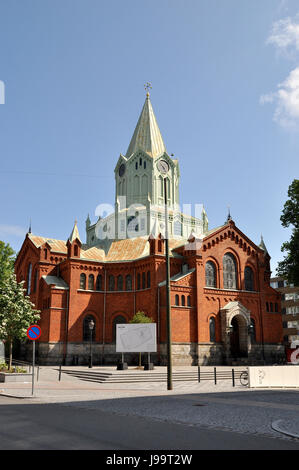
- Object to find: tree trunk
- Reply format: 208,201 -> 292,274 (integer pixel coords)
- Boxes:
9,339 -> 12,370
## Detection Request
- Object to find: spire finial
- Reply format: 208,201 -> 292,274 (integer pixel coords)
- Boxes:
28,218 -> 32,234
144,82 -> 152,97
225,206 -> 232,223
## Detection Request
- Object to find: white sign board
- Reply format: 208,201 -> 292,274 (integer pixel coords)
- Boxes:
116,323 -> 157,353
248,366 -> 299,388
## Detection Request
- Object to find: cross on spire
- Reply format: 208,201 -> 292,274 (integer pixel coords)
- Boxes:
144,82 -> 152,97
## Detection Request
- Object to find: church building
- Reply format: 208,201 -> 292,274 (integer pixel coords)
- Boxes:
15,92 -> 284,365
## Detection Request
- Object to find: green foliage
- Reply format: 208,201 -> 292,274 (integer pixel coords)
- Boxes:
0,361 -> 26,373
0,272 -> 40,342
129,311 -> 153,324
0,241 -> 15,286
277,179 -> 299,285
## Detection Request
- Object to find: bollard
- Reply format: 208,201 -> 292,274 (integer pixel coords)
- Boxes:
58,364 -> 62,381
37,366 -> 40,382
198,365 -> 200,383
214,367 -> 217,385
232,368 -> 235,387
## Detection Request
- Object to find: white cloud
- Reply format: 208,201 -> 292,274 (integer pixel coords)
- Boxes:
267,15 -> 299,55
260,67 -> 299,129
0,225 -> 27,237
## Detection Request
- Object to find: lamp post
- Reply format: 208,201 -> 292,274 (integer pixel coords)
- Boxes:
157,158 -> 173,390
88,319 -> 95,368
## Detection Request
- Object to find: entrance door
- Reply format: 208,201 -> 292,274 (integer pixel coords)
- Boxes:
230,317 -> 240,358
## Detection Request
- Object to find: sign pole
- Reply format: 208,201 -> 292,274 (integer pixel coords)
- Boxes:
26,325 -> 41,397
32,340 -> 35,396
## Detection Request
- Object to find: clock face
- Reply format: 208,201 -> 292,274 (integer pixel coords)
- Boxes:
157,159 -> 169,174
118,163 -> 126,177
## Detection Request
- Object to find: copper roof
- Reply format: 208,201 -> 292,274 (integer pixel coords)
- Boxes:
28,232 -> 190,262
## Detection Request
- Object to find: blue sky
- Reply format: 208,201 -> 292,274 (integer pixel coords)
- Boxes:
0,0 -> 298,273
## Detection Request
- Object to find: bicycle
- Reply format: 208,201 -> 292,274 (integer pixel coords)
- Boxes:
239,371 -> 249,386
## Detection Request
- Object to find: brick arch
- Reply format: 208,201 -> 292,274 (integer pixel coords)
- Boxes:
205,256 -> 220,288
81,310 -> 99,342
221,248 -> 241,290
243,262 -> 257,291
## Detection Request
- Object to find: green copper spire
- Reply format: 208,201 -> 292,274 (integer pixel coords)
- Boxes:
125,92 -> 166,159
259,234 -> 269,255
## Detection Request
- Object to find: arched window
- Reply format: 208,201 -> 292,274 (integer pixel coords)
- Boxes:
83,315 -> 96,342
250,318 -> 256,343
187,295 -> 191,307
125,274 -> 132,291
44,248 -> 47,259
223,253 -> 237,289
109,275 -> 115,291
137,273 -> 141,290
181,295 -> 185,306
113,315 -> 126,342
209,317 -> 216,342
147,271 -> 151,288
80,273 -> 86,290
88,274 -> 94,290
158,240 -> 163,253
142,272 -> 146,289
275,302 -> 278,312
244,266 -> 254,291
266,302 -> 269,312
96,274 -> 102,291
270,302 -> 273,312
74,245 -> 78,256
175,294 -> 179,306
117,275 -> 123,291
205,261 -> 216,287
26,263 -> 32,295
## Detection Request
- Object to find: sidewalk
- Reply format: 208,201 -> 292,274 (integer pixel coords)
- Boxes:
1,365 -> 299,441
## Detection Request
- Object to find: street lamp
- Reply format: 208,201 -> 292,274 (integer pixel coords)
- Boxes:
88,319 -> 95,368
157,158 -> 173,391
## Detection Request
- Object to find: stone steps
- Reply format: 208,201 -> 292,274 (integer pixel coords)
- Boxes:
59,368 -> 246,384
61,369 -> 201,383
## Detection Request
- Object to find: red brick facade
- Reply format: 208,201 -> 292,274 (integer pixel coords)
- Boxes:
15,219 -> 284,366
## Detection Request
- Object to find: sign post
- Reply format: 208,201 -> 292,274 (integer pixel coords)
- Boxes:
26,325 -> 41,396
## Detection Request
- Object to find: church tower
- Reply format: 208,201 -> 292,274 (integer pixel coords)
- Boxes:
86,91 -> 208,246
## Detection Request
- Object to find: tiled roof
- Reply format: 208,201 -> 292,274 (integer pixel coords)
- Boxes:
28,233 -> 203,262
28,235 -> 68,254
80,246 -> 106,261
105,237 -> 149,261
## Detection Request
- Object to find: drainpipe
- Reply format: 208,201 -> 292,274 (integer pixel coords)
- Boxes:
63,288 -> 69,366
134,267 -> 136,315
157,284 -> 160,364
257,259 -> 266,362
102,269 -> 106,365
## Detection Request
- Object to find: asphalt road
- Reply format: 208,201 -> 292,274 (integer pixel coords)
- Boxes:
1,396 -> 299,450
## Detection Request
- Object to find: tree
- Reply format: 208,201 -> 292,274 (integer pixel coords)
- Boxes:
277,179 -> 299,285
129,311 -> 153,367
0,241 -> 15,286
0,272 -> 40,369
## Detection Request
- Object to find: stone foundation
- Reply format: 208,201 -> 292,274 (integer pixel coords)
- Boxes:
22,341 -> 286,367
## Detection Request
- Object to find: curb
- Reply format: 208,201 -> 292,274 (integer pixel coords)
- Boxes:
0,392 -> 35,399
271,420 -> 299,439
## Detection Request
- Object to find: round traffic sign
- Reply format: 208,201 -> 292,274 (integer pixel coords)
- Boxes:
27,325 -> 41,341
